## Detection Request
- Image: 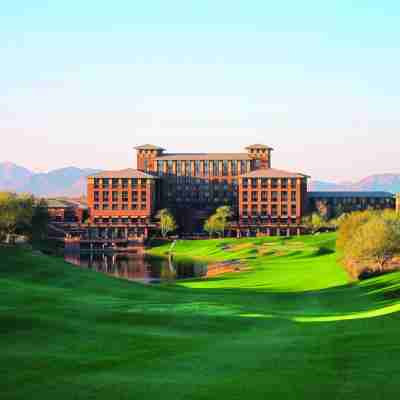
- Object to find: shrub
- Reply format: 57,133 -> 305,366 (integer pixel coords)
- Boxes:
337,210 -> 400,279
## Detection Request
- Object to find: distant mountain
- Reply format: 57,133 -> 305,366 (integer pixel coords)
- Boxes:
1,162 -> 399,196
309,174 -> 400,194
0,162 -> 34,191
0,163 -> 101,197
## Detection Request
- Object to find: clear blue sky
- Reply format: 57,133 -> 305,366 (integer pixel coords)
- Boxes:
1,1 -> 400,182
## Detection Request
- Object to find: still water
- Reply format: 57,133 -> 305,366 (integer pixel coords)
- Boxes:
64,252 -> 209,283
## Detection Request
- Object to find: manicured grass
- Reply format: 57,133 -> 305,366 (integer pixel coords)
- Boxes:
2,234 -> 400,399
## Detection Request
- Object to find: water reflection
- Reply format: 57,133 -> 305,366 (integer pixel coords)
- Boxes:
64,252 -> 208,283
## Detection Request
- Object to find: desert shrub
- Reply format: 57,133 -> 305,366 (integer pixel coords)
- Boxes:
337,210 -> 400,279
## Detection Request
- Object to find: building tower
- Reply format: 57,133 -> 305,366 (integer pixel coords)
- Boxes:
135,144 -> 165,173
245,144 -> 273,169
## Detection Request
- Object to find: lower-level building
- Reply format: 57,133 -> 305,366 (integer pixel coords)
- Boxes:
46,198 -> 87,223
86,169 -> 158,241
308,191 -> 396,219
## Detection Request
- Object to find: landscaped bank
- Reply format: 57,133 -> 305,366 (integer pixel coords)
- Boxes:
2,233 -> 400,399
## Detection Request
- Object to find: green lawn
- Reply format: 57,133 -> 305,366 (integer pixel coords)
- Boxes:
2,233 -> 400,399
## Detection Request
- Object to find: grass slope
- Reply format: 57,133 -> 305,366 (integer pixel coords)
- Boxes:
2,233 -> 400,399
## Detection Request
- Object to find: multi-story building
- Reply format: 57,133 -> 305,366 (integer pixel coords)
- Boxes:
85,144 -> 398,241
133,143 -> 307,234
86,169 -> 158,241
235,169 -> 308,237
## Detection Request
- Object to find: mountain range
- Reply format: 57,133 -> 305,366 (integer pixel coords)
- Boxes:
0,162 -> 399,197
309,174 -> 400,193
0,162 -> 100,197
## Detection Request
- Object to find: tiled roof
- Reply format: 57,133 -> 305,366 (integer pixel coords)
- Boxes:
88,169 -> 157,179
241,168 -> 308,178
308,191 -> 394,199
245,144 -> 274,150
134,144 -> 165,151
155,153 -> 252,161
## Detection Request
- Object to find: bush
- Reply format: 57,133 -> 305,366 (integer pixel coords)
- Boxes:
337,210 -> 400,279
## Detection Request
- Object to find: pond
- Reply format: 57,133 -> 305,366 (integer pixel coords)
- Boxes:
64,251 -> 209,283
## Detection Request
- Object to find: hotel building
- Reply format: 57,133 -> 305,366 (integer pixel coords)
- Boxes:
87,144 -> 310,239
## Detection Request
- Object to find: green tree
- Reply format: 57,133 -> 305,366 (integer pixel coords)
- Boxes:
0,192 -> 35,243
204,214 -> 224,238
303,213 -> 325,234
156,209 -> 177,238
214,206 -> 233,237
336,210 -> 375,251
31,199 -> 50,240
343,215 -> 400,271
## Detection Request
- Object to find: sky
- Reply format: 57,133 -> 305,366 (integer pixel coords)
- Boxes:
1,0 -> 400,182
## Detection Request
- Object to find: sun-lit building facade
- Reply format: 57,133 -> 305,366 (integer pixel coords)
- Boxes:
86,143 -> 397,241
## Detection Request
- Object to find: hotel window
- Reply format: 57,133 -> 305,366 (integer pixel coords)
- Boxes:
102,191 -> 109,202
131,203 -> 138,210
239,160 -> 246,174
251,205 -> 258,216
251,178 -> 258,189
242,204 -> 248,215
122,204 -> 128,210
102,204 -> 109,210
261,191 -> 268,202
231,160 -> 238,175
290,178 -> 297,187
144,159 -> 149,172
281,179 -> 288,189
122,191 -> 128,202
131,178 -> 138,187
271,191 -> 278,202
176,161 -> 182,176
282,204 -> 288,215
94,191 -> 99,202
112,191 -> 118,202
261,178 -> 268,188
252,191 -> 258,202
291,191 -> 297,202
203,160 -> 209,176
247,160 -> 252,173
271,179 -> 278,189
291,204 -> 297,216
102,179 -> 109,188
195,160 -> 201,176
157,161 -> 163,176
94,204 -> 99,210
94,178 -> 99,189
261,204 -> 268,216
132,191 -> 138,201
222,160 -> 228,176
271,204 -> 278,216
141,192 -> 147,202
282,192 -> 288,202
242,178 -> 248,188
251,159 -> 261,170
112,204 -> 118,210
242,192 -> 248,202
212,160 -> 219,176
122,178 -> 128,188
167,160 -> 173,174
112,178 -> 119,189
185,161 -> 191,176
